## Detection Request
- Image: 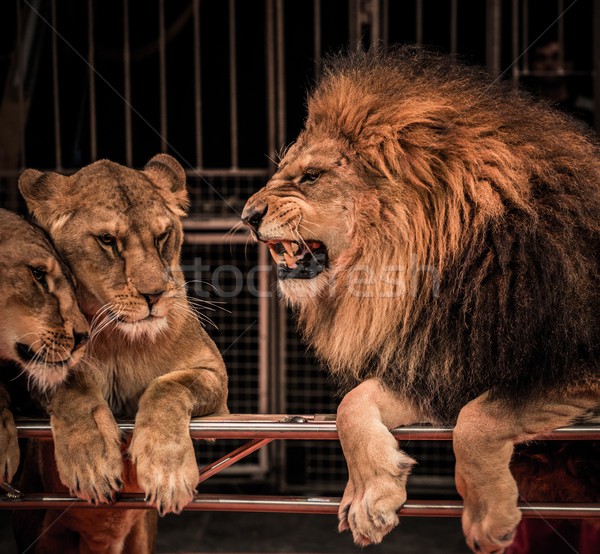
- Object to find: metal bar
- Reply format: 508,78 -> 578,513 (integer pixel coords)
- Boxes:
486,0 -> 501,77
159,0 -> 168,152
266,0 -> 276,166
522,0 -> 529,73
370,0 -> 381,46
50,0 -> 62,170
198,439 -> 272,484
416,0 -> 423,45
557,0 -> 565,73
88,0 -> 97,161
276,0 -> 286,147
594,0 -> 600,131
123,0 -> 132,166
14,416 -> 600,441
2,494 -> 599,518
0,168 -> 272,178
512,0 -> 519,83
450,0 -> 458,56
16,0 -> 25,168
313,0 -> 321,74
228,0 -> 239,169
193,0 -> 203,168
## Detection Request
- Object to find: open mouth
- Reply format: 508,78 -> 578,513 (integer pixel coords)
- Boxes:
266,239 -> 328,280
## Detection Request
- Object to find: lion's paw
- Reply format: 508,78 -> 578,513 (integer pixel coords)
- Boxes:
0,408 -> 19,482
52,404 -> 123,504
129,427 -> 198,515
338,472 -> 408,546
462,502 -> 521,554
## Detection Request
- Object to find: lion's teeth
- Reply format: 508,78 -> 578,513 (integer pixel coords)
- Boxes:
283,253 -> 297,268
268,244 -> 279,263
281,240 -> 296,257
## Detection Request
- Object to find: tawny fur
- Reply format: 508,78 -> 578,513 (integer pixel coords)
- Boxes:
17,155 -> 228,553
246,47 -> 600,424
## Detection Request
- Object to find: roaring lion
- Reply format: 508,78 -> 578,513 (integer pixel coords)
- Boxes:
17,154 -> 229,553
0,208 -> 88,482
242,48 -> 600,553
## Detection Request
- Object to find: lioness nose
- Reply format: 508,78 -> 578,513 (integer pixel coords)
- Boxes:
73,331 -> 89,351
241,203 -> 268,232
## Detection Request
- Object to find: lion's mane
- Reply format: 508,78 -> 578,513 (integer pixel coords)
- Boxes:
294,48 -> 600,423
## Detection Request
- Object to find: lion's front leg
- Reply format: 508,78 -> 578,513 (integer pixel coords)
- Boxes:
48,376 -> 123,504
129,367 -> 228,516
0,384 -> 19,482
454,389 -> 600,554
336,379 -> 422,546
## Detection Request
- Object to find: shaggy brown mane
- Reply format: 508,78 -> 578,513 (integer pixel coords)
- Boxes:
293,48 -> 600,423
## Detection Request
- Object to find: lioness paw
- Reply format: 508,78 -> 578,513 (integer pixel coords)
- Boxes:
52,404 -> 123,504
0,408 -> 19,482
129,427 -> 199,515
462,502 -> 521,554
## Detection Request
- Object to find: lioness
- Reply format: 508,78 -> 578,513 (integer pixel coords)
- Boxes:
242,48 -> 600,553
17,154 -> 228,553
0,208 -> 88,482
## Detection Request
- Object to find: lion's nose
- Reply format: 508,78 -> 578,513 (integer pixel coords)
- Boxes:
241,203 -> 268,232
142,291 -> 164,309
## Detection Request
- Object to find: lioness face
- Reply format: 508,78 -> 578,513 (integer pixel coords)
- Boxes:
0,211 -> 88,391
243,134 -> 365,302
19,155 -> 189,342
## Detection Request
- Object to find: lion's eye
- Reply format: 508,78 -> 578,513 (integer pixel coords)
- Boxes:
29,266 -> 47,284
157,229 -> 171,243
299,170 -> 323,185
97,233 -> 116,247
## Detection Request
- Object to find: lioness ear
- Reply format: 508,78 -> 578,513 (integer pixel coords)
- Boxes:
18,169 -> 72,232
144,153 -> 189,215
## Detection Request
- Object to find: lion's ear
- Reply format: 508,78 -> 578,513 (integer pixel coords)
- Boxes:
144,153 -> 189,215
18,169 -> 72,231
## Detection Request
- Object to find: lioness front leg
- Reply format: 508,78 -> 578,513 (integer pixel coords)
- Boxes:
48,374 -> 123,504
0,384 -> 19,482
336,379 -> 422,546
454,388 -> 600,554
129,367 -> 228,515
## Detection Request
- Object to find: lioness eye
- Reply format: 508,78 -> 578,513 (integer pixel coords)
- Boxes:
299,170 -> 322,185
30,267 -> 47,283
157,229 -> 171,243
98,233 -> 116,246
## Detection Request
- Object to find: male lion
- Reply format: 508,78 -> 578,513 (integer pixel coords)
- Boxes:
242,48 -> 600,553
0,208 -> 88,482
17,154 -> 228,553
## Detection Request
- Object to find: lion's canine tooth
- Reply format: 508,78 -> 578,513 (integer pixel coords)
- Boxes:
283,253 -> 297,268
268,244 -> 279,264
281,240 -> 296,257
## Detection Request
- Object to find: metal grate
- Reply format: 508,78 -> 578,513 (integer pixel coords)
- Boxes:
0,0 -> 598,491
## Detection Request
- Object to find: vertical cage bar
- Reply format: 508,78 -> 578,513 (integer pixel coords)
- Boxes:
266,0 -> 276,165
159,0 -> 168,152
416,0 -> 423,45
258,244 -> 270,415
594,0 -> 600,131
50,0 -> 62,170
557,0 -> 565,73
88,0 -> 97,161
370,0 -> 381,45
313,0 -> 321,74
522,0 -> 529,72
512,0 -> 519,83
276,0 -> 286,146
486,0 -> 501,78
228,0 -> 239,169
450,0 -> 458,56
123,0 -> 133,166
193,0 -> 203,168
16,0 -> 25,168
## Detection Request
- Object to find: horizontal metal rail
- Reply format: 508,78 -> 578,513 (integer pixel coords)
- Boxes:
6,415 -> 600,516
14,414 -> 600,441
1,493 -> 599,519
